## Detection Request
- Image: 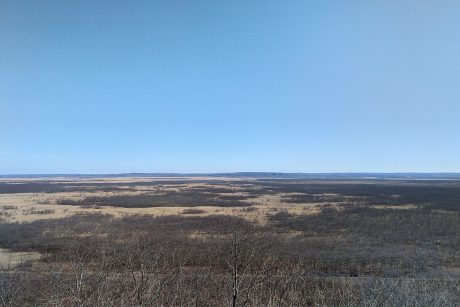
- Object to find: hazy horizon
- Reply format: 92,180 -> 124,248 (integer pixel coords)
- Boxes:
2,172 -> 460,179
2,1 -> 459,174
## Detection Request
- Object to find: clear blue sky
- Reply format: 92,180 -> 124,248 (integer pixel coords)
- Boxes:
1,1 -> 459,174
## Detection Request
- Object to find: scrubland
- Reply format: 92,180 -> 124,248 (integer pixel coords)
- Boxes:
0,177 -> 459,306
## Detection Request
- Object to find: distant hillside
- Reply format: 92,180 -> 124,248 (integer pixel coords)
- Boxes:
1,172 -> 460,180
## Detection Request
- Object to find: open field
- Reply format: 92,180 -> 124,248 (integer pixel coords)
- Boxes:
0,176 -> 459,306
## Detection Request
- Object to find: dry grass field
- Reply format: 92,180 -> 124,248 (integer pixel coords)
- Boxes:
0,177 -> 325,224
0,176 -> 459,305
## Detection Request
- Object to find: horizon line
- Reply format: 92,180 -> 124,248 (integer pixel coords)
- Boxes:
1,172 -> 460,179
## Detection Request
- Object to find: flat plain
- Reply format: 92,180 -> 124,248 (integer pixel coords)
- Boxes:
0,176 -> 459,306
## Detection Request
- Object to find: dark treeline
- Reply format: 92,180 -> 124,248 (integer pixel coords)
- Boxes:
56,191 -> 251,208
256,180 -> 460,209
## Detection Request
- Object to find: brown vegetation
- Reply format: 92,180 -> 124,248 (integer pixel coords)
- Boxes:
0,177 -> 459,306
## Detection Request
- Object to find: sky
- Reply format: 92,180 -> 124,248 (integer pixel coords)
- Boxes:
1,0 -> 459,174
